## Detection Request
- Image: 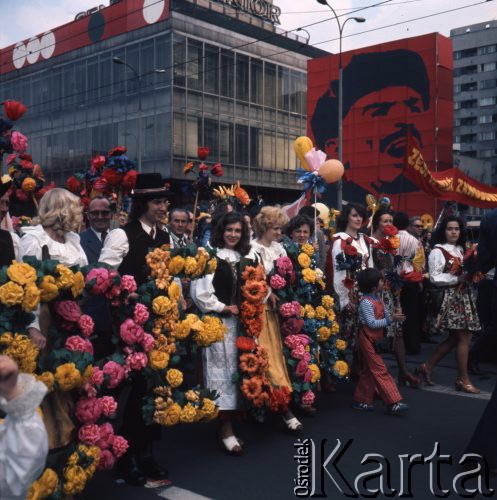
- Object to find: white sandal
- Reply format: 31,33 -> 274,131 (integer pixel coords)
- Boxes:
219,435 -> 243,456
283,416 -> 304,431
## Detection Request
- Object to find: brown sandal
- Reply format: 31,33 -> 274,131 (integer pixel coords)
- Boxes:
415,363 -> 434,386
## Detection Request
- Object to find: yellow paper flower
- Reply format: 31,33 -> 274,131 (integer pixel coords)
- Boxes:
302,268 -> 316,283
184,256 -> 198,275
297,253 -> 311,269
1,333 -> 39,373
194,253 -> 208,277
301,243 -> 315,256
206,258 -> 217,274
55,265 -> 74,289
54,363 -> 82,391
22,177 -> 37,192
185,390 -> 200,402
152,296 -> 173,316
165,368 -> 183,388
201,397 -> 216,415
179,402 -> 197,423
336,339 -> 347,351
321,295 -> 334,309
71,271 -> 85,298
22,284 -> 40,312
39,275 -> 59,302
7,262 -> 37,285
168,255 -> 185,275
192,316 -> 226,347
148,350 -> 170,370
156,402 -> 181,426
62,465 -> 87,495
303,305 -> 315,319
35,468 -> 59,497
0,281 -> 24,306
314,305 -> 327,320
37,371 -> 55,391
317,326 -> 331,342
331,322 -> 340,335
333,360 -> 349,377
308,363 -> 321,383
167,281 -> 182,302
172,320 -> 192,340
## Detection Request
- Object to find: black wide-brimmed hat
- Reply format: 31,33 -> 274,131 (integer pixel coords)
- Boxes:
131,173 -> 171,200
0,174 -> 12,198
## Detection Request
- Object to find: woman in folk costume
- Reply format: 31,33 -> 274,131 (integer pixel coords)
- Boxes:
417,216 -> 481,393
329,204 -> 377,343
19,188 -> 87,451
251,206 -> 303,431
190,211 -> 252,455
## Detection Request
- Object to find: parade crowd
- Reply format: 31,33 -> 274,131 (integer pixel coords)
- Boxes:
1,104 -> 497,498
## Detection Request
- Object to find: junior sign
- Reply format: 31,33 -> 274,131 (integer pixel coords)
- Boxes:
213,0 -> 281,24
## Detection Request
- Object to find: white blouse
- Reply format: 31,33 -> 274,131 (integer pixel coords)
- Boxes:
331,232 -> 377,311
429,244 -> 462,287
0,374 -> 48,500
20,225 -> 88,267
250,240 -> 286,275
190,248 -> 240,314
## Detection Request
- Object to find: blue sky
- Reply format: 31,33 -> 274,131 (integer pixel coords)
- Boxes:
0,0 -> 495,53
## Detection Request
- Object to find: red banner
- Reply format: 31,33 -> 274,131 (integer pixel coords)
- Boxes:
405,146 -> 497,208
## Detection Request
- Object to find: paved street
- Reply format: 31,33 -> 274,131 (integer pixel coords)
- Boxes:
85,339 -> 497,500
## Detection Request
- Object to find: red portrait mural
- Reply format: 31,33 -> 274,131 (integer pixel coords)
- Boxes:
307,33 -> 453,216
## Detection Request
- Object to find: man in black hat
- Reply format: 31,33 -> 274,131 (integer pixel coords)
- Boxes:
0,176 -> 20,266
99,173 -> 170,486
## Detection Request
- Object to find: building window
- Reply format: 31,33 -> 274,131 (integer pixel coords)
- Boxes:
478,44 -> 497,56
480,79 -> 497,90
481,62 -> 497,72
454,48 -> 477,59
480,149 -> 496,159
454,65 -> 477,76
204,44 -> 219,95
173,35 -> 186,87
480,96 -> 496,107
250,59 -> 263,105
460,116 -> 477,126
479,132 -> 496,141
479,114 -> 494,124
460,134 -> 476,143
187,39 -> 203,92
235,54 -> 249,102
220,50 -> 234,98
264,62 -> 276,108
461,81 -> 477,92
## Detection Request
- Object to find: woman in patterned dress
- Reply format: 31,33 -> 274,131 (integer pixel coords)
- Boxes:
190,211 -> 251,455
417,216 -> 481,393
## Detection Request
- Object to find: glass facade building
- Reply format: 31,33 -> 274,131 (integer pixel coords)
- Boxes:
0,0 -> 327,201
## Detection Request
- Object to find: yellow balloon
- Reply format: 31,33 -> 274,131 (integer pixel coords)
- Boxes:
312,202 -> 330,225
294,136 -> 314,172
318,159 -> 344,184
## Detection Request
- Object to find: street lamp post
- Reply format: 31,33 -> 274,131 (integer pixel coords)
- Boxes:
316,0 -> 365,210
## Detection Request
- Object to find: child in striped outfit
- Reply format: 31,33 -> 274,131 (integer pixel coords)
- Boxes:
352,268 -> 409,415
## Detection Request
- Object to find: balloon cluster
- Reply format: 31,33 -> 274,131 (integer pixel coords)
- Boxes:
294,136 -> 344,193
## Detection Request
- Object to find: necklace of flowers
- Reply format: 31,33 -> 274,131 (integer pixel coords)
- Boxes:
237,260 -> 291,415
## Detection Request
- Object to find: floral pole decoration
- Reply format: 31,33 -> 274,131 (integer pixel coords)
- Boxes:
212,181 -> 251,211
235,260 -> 291,417
66,146 -> 137,214
0,99 -> 28,158
139,243 -> 222,426
184,146 -> 224,238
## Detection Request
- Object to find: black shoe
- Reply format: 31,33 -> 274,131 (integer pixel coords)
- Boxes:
139,456 -> 169,480
118,454 -> 146,486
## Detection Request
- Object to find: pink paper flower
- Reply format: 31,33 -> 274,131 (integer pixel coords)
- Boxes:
126,352 -> 148,371
65,335 -> 94,354
270,274 -> 286,290
96,422 -> 115,450
303,369 -> 313,383
133,303 -> 149,325
112,435 -> 129,458
280,318 -> 304,336
75,397 -> 103,424
55,300 -> 82,322
121,275 -> 137,293
284,335 -> 302,350
100,396 -> 118,417
102,361 -> 125,389
291,344 -> 307,360
120,319 -> 145,345
301,390 -> 315,406
90,367 -> 104,386
141,333 -> 155,352
85,268 -> 112,295
82,382 -> 97,398
97,449 -> 116,470
11,131 -> 28,153
78,424 -> 101,445
279,301 -> 301,318
79,314 -> 94,337
15,189 -> 29,202
276,256 -> 293,275
295,359 -> 308,377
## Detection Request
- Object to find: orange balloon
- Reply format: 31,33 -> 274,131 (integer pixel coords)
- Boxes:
318,159 -> 344,184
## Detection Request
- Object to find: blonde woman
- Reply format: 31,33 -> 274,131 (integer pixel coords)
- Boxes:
251,206 -> 303,431
20,188 -> 88,349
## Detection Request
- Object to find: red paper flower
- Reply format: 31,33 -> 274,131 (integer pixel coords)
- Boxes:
236,336 -> 256,352
3,100 -> 27,121
383,225 -> 398,237
343,243 -> 358,256
101,169 -> 123,186
343,277 -> 354,290
94,177 -> 109,192
91,155 -> 106,172
197,147 -> 210,160
211,163 -> 224,177
66,176 -> 82,193
198,162 -> 208,171
122,170 -> 138,190
108,146 -> 127,157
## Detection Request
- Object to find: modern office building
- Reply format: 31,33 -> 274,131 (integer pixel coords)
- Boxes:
451,20 -> 497,184
0,0 -> 326,202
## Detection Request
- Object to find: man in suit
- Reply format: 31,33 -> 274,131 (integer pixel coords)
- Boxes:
80,197 -> 114,360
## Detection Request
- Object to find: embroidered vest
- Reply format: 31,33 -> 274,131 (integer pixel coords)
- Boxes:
212,258 -> 238,306
0,230 -> 15,267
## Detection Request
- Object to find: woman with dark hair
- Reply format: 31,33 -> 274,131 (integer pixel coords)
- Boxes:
284,214 -> 314,244
190,212 -> 250,455
417,216 -> 480,393
371,209 -> 420,388
328,203 -> 376,345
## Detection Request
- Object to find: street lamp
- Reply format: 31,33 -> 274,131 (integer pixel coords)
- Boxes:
112,56 -> 166,172
316,0 -> 365,210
